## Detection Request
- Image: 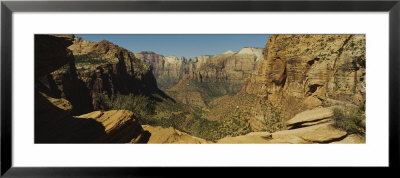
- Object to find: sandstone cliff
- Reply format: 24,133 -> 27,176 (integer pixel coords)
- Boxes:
165,47 -> 264,107
44,37 -> 161,114
209,34 -> 366,134
242,35 -> 365,109
185,47 -> 264,84
135,47 -> 263,92
35,35 -> 150,143
135,51 -> 205,90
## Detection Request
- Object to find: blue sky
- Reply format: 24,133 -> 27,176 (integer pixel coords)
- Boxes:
75,34 -> 270,59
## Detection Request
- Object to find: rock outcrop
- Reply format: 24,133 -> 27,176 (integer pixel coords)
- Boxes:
216,107 -> 364,144
43,37 -> 160,114
217,132 -> 272,144
35,35 -> 75,78
285,107 -> 333,128
75,110 -> 150,143
142,125 -> 211,144
208,35 -> 366,135
35,35 -> 150,143
241,35 -> 366,109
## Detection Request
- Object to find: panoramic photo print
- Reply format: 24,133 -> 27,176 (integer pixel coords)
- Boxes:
35,34 -> 366,144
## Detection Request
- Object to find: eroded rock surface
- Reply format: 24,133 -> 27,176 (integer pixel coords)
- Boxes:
43,36 -> 162,114
286,107 -> 333,127
142,125 -> 211,144
217,132 -> 272,144
212,34 -> 366,133
75,110 -> 150,143
35,35 -> 150,143
241,35 -> 366,108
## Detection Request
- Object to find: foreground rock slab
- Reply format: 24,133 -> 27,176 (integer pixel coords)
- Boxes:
271,122 -> 347,143
142,125 -> 211,144
217,132 -> 272,144
331,134 -> 366,144
286,107 -> 333,126
75,110 -> 149,143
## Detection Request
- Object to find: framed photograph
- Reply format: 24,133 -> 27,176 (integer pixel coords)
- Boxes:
1,0 -> 399,176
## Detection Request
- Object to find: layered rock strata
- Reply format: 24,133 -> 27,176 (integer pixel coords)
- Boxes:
241,34 -> 366,108
135,47 -> 264,91
209,34 -> 366,134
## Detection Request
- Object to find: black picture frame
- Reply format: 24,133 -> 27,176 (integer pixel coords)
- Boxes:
1,0 -> 399,177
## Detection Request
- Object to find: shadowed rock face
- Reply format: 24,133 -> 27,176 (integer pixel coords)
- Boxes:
35,35 -> 74,79
35,92 -> 149,143
35,35 -> 150,143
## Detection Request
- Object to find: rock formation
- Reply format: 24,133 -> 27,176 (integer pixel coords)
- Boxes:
164,47 -> 264,107
35,34 -> 366,144
75,110 -> 150,143
43,37 -> 161,114
135,47 -> 264,92
135,51 -> 206,90
241,34 -> 366,109
208,35 -> 366,136
35,35 -> 150,143
217,106 -> 365,144
185,47 -> 264,84
142,125 -> 211,144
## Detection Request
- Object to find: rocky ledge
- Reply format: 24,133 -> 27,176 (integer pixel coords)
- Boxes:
216,107 -> 365,144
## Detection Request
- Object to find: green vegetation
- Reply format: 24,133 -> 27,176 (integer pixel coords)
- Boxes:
99,91 -> 257,141
263,108 -> 283,133
193,81 -> 240,101
93,76 -> 284,141
155,75 -> 179,90
138,97 -> 253,141
101,93 -> 155,119
216,112 -> 252,137
337,47 -> 344,56
74,54 -> 112,65
328,37 -> 335,42
332,103 -> 365,135
167,79 -> 241,106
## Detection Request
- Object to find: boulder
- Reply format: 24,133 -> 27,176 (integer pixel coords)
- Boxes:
286,107 -> 333,126
303,96 -> 322,109
75,110 -> 149,143
271,122 -> 347,143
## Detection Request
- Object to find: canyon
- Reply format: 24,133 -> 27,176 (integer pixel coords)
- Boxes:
135,47 -> 263,91
35,34 -> 366,144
